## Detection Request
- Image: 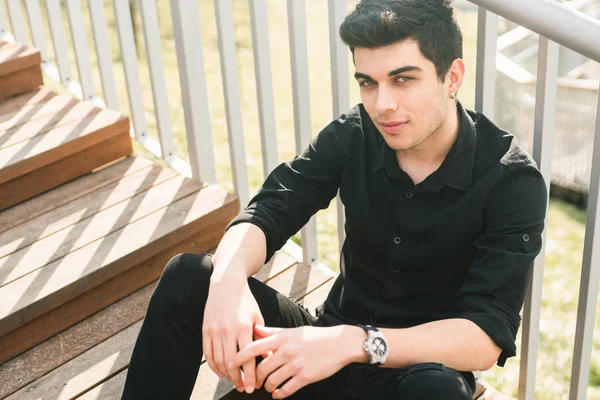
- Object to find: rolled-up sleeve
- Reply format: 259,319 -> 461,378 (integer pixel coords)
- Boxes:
226,114 -> 356,263
459,166 -> 548,366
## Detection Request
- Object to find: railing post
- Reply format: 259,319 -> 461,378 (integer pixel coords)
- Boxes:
519,35 -> 559,400
65,0 -> 95,101
112,0 -> 148,143
5,0 -> 27,44
287,0 -> 318,265
215,0 -> 250,208
569,80 -> 600,400
0,1 -> 8,40
24,0 -> 49,65
474,8 -> 497,120
328,0 -> 349,257
138,0 -> 176,162
170,0 -> 217,184
87,0 -> 119,111
45,0 -> 74,87
249,0 -> 279,179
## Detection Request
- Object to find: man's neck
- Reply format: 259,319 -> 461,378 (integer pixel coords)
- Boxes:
395,103 -> 460,184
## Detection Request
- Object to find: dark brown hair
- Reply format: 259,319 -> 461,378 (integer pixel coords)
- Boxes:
339,0 -> 463,81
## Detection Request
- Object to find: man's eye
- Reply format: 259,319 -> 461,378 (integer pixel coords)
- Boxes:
396,76 -> 413,83
360,80 -> 375,87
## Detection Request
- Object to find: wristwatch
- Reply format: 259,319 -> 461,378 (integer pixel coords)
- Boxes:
359,324 -> 389,365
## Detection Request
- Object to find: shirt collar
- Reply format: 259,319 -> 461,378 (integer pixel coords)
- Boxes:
371,102 -> 476,192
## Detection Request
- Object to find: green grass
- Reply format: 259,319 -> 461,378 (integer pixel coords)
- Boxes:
26,0 -> 599,397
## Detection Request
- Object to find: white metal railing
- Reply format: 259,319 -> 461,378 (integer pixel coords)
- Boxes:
1,0 -> 599,398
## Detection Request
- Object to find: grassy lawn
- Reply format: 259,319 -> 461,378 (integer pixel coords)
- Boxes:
24,0 -> 599,397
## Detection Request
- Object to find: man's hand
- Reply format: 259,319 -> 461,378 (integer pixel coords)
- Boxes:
202,276 -> 264,394
233,325 -> 360,399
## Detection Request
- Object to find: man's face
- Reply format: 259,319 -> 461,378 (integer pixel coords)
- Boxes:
354,39 -> 451,152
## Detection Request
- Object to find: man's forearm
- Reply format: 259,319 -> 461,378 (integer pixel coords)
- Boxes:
211,223 -> 267,283
344,318 -> 502,372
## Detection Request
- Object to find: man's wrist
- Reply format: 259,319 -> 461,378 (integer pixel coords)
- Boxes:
341,325 -> 369,364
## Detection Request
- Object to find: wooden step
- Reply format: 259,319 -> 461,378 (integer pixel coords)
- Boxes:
0,156 -> 239,363
0,41 -> 43,101
0,89 -> 132,211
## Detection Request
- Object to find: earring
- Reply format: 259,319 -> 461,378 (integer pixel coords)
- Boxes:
450,92 -> 456,100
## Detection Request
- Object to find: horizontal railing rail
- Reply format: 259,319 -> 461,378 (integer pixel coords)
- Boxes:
1,0 -> 599,399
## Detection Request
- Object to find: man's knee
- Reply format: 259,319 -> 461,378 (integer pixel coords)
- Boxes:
394,363 -> 473,400
153,253 -> 213,305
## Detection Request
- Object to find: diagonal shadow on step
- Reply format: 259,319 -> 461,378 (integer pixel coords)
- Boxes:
0,97 -> 84,149
6,168 -> 169,317
3,108 -> 97,169
0,165 -> 169,288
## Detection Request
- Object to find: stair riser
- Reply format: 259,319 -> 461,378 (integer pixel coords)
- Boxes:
0,128 -> 132,211
0,65 -> 43,101
0,213 -> 235,364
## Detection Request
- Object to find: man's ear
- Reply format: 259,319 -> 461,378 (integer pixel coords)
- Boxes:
446,58 -> 465,96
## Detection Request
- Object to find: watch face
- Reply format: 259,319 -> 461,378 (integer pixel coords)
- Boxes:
371,337 -> 387,356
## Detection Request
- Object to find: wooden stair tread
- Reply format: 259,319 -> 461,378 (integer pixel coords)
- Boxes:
0,171 -> 197,286
0,96 -> 97,148
0,176 -> 238,337
0,40 -> 41,77
0,107 -> 127,180
3,252 -> 308,400
0,156 -> 153,233
0,87 -> 56,117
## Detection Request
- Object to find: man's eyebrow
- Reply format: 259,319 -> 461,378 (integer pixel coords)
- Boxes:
354,66 -> 423,80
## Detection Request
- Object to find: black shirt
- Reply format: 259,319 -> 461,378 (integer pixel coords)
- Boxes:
227,102 -> 548,366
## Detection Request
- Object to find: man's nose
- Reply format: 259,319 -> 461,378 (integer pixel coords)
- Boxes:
374,86 -> 397,114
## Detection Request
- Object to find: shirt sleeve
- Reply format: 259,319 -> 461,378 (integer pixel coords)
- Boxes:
458,165 -> 548,366
226,115 -> 354,263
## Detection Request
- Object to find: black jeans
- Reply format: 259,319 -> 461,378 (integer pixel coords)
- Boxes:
122,253 -> 475,400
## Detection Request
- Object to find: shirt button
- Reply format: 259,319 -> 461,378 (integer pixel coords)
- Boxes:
405,192 -> 413,199
393,268 -> 400,274
370,316 -> 377,323
522,234 -> 530,243
394,237 -> 402,245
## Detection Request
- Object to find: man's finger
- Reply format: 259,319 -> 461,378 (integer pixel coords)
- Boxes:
272,376 -> 305,399
237,329 -> 256,394
223,333 -> 244,391
255,351 -> 284,389
253,324 -> 283,338
264,363 -> 296,395
202,330 -> 221,379
234,336 -> 278,368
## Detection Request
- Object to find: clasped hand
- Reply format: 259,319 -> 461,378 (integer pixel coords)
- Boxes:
232,324 -> 348,399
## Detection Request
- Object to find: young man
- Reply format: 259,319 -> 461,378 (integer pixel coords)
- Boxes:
123,1 -> 547,399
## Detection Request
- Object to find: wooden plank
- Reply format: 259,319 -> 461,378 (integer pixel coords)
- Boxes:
0,64 -> 44,101
0,41 -> 41,76
262,262 -> 332,303
0,156 -> 151,233
0,282 -> 155,398
0,220 -> 226,364
0,174 -> 203,286
77,369 -> 128,400
298,278 -> 334,314
0,91 -> 78,132
0,108 -> 129,182
5,320 -> 144,400
0,130 -> 132,211
0,88 -> 56,116
0,186 -> 239,337
0,164 -> 178,258
253,251 -> 298,282
0,98 -> 96,148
